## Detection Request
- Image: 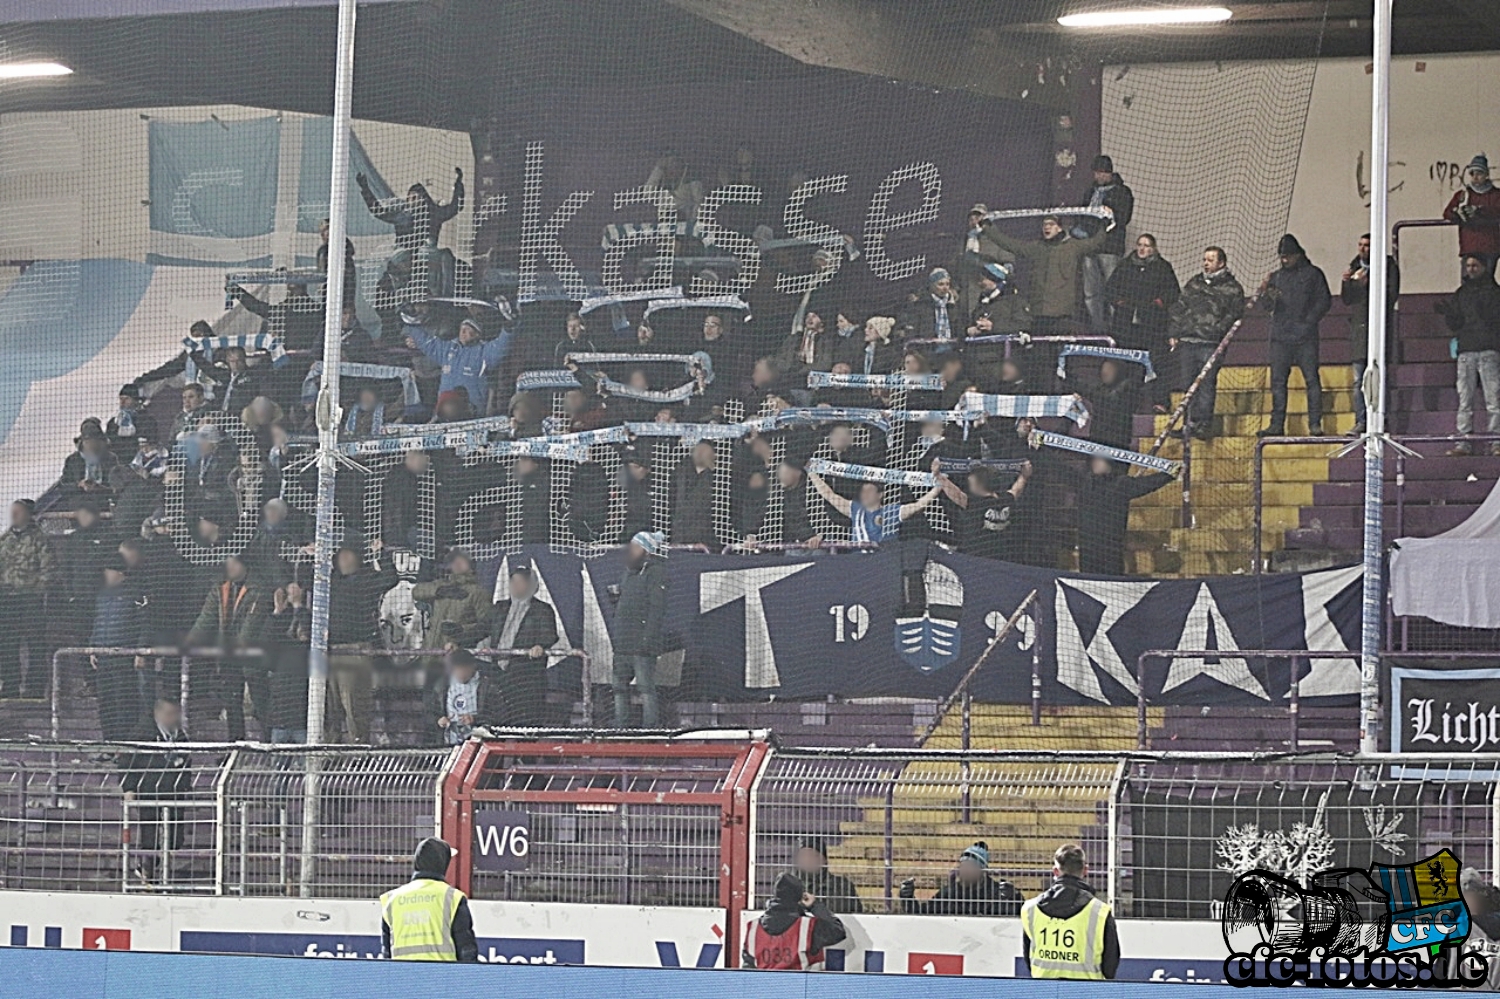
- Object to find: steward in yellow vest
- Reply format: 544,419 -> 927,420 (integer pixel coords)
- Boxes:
1021,843 -> 1119,980
381,837 -> 478,962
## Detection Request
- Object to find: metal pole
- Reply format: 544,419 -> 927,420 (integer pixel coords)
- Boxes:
1359,0 -> 1392,755
302,0 -> 357,897
1252,440 -> 1265,574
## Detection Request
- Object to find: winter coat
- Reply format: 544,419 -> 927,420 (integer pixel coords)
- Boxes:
1088,378 -> 1140,451
185,578 -> 269,649
380,464 -> 425,549
670,461 -> 716,548
328,564 -> 393,646
801,867 -> 865,914
61,522 -> 114,606
1436,274 -> 1500,355
106,408 -> 158,460
1341,255 -> 1400,363
0,524 -> 59,593
408,324 -> 512,411
240,290 -> 324,353
971,284 -> 1030,334
743,898 -> 847,969
900,293 -> 964,344
486,598 -> 560,725
410,571 -> 491,651
1105,253 -> 1180,346
1022,875 -> 1120,980
902,871 -> 1025,917
985,227 -> 1108,319
1078,174 -> 1135,256
1263,258 -> 1333,344
1076,469 -> 1175,575
90,582 -> 151,649
1443,185 -> 1500,260
118,724 -> 192,799
1169,269 -> 1246,345
613,558 -> 668,657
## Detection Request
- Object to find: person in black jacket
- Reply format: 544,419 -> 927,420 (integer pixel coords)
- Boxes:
1079,155 -> 1136,333
617,451 -> 655,544
1022,843 -> 1121,980
511,456 -> 551,546
266,580 -> 311,743
1085,360 -> 1141,451
612,532 -> 668,727
90,559 -> 152,741
1105,234 -> 1180,410
1257,234 -> 1333,436
743,872 -> 848,970
794,839 -> 864,914
62,500 -> 113,639
900,841 -> 1025,916
106,383 -> 157,463
1341,233 -> 1400,435
381,447 -> 431,551
119,697 -> 192,883
327,545 -> 395,743
486,565 -> 560,727
1075,457 -> 1177,575
776,459 -> 818,547
381,837 -> 479,963
670,441 -> 717,549
231,282 -> 325,355
1434,254 -> 1500,455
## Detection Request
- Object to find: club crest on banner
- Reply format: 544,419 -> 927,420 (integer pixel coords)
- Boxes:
895,561 -> 963,673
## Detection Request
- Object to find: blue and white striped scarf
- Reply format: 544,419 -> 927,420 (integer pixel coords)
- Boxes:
184,333 -> 288,366
516,370 -> 583,392
1029,429 -> 1181,475
1056,345 -> 1157,382
384,414 -> 513,437
549,426 -> 633,447
597,377 -> 699,404
340,429 -> 488,456
744,407 -> 893,436
344,404 -> 385,435
931,296 -> 953,341
303,362 -> 422,409
806,371 -> 943,391
643,294 -> 750,319
567,351 -> 715,386
808,458 -> 938,489
959,392 -> 1091,427
579,286 -> 684,315
624,422 -> 748,442
485,439 -> 589,462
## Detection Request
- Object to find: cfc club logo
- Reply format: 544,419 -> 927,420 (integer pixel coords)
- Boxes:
1220,848 -> 1491,987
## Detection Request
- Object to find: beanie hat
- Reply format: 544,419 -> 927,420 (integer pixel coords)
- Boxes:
866,316 -> 897,342
960,841 -> 990,868
928,266 -> 951,287
774,871 -> 805,907
631,530 -> 665,557
981,261 -> 1011,283
459,318 -> 484,336
119,383 -> 141,399
1092,155 -> 1114,173
800,838 -> 828,859
1277,233 -> 1305,257
1468,154 -> 1490,175
413,836 -> 453,877
969,202 -> 989,216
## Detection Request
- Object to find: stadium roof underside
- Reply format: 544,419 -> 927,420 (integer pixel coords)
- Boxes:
0,0 -> 1497,130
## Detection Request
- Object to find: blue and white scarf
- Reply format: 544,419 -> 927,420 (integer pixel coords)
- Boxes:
184,333 -> 288,366
384,414 -> 513,437
932,296 -> 953,340
1028,429 -> 1182,475
747,407 -> 893,436
806,371 -> 943,391
624,422 -> 748,442
579,286 -> 684,315
597,376 -> 699,404
549,426 -> 633,447
486,439 -> 589,462
808,458 -> 938,490
344,404 -> 385,435
887,409 -> 982,426
302,362 -> 422,410
959,392 -> 1091,427
516,370 -> 583,392
567,351 -> 715,385
1056,345 -> 1157,382
599,222 -> 706,250
935,456 -> 1031,477
643,294 -> 750,319
340,429 -> 488,456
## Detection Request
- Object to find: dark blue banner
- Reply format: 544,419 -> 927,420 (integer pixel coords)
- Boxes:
479,549 -> 1364,707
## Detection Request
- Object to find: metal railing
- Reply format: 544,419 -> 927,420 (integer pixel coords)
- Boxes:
0,742 -> 450,897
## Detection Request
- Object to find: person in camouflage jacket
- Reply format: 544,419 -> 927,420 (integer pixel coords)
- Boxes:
0,499 -> 59,697
1167,247 -> 1246,439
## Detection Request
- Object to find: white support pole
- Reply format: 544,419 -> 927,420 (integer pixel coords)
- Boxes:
1359,0 -> 1393,755
302,0 -> 357,897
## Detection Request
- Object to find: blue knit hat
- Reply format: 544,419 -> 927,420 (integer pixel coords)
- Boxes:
960,842 -> 990,868
928,267 -> 951,286
631,530 -> 666,557
981,261 -> 1010,284
1468,154 -> 1490,175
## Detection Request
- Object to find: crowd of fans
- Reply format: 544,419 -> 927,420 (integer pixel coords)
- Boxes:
6,148 -> 1498,744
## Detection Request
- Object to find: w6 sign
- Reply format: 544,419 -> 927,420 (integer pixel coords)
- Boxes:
474,808 -> 531,872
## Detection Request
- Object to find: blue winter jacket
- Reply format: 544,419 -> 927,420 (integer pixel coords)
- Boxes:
407,323 -> 513,410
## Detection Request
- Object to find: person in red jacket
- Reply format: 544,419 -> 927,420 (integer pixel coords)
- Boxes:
1443,154 -> 1500,270
743,872 -> 847,970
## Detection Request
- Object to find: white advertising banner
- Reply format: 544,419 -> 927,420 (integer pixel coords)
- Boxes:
0,891 -> 1232,981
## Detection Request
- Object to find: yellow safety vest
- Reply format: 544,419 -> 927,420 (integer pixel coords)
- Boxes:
381,878 -> 465,962
1022,893 -> 1110,980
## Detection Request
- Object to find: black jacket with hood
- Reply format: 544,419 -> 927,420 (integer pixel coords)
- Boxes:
381,837 -> 479,963
1022,874 -> 1120,980
742,873 -> 848,969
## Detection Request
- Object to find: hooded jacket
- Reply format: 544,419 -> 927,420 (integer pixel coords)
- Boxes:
408,323 -> 512,411
1341,254 -> 1401,363
1443,183 -> 1500,259
902,871 -> 1025,916
613,556 -> 668,657
1169,268 -> 1247,345
743,873 -> 848,969
1264,257 -> 1333,344
380,837 -> 479,963
1022,875 -> 1120,980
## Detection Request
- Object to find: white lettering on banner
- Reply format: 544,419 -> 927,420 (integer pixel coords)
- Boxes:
0,891 -> 1233,979
601,187 -> 678,293
1053,578 -> 1156,702
1408,698 -> 1500,752
777,174 -> 849,294
519,141 -> 593,303
692,185 -> 762,295
829,603 -> 870,643
863,163 -> 942,282
698,563 -> 814,689
1161,584 -> 1266,699
172,169 -> 245,236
